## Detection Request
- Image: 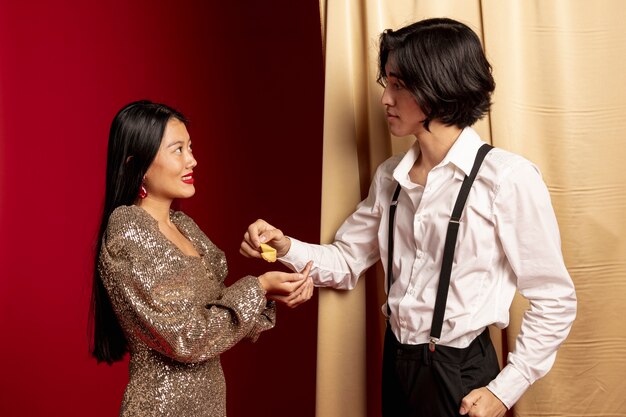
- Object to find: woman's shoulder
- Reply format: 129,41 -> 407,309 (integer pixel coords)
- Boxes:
170,211 -> 221,261
170,209 -> 193,223
170,210 -> 200,231
106,205 -> 156,237
100,206 -> 154,261
170,210 -> 210,241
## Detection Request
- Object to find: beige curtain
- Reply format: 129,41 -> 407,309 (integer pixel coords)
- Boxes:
317,1 -> 626,416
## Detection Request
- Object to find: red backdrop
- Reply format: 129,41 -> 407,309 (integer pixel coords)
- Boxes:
0,1 -> 323,416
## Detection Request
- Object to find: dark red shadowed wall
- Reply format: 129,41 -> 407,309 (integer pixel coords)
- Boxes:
0,1 -> 323,416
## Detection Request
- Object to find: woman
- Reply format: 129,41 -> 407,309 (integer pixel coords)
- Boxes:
90,100 -> 313,416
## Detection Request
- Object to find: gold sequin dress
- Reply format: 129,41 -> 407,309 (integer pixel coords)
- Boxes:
99,205 -> 276,417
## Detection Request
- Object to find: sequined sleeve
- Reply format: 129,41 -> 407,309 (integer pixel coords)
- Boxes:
247,301 -> 276,342
99,205 -> 273,364
170,210 -> 277,342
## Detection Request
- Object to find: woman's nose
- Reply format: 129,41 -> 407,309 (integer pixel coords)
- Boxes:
188,153 -> 197,168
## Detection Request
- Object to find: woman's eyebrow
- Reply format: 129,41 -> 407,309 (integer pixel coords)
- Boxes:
167,140 -> 184,148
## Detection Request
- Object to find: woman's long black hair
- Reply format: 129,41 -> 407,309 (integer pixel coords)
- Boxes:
89,100 -> 187,364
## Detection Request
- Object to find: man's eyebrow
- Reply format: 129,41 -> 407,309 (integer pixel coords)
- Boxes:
387,72 -> 406,85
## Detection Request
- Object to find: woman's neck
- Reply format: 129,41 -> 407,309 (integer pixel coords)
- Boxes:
135,197 -> 173,225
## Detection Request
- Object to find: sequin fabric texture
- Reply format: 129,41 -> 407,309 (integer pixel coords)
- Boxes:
99,205 -> 276,417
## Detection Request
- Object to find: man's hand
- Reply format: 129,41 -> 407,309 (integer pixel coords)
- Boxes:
241,219 -> 291,259
459,387 -> 507,417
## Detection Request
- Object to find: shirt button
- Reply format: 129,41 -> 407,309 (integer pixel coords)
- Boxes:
416,251 -> 423,258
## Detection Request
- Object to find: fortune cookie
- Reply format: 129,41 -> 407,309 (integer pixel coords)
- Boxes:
260,243 -> 277,262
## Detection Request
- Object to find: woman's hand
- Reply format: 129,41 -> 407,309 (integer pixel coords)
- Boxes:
269,276 -> 315,308
258,261 -> 312,295
240,219 -> 291,259
259,261 -> 315,308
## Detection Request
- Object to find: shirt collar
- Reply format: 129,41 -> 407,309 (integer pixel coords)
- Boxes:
392,127 -> 486,186
393,140 -> 421,188
441,127 -> 485,177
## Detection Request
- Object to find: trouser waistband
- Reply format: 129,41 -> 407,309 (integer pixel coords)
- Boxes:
385,327 -> 492,365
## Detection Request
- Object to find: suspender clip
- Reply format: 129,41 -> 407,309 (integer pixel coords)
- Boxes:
429,337 -> 439,352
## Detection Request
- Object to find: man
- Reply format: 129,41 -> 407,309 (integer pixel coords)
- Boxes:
241,17 -> 576,417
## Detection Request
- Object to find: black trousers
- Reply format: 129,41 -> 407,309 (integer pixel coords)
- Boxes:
382,326 -> 500,417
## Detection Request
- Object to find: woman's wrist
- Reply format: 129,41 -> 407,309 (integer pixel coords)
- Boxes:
257,275 -> 268,294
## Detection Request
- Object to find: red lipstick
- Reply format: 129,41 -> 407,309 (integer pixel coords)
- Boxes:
182,172 -> 194,184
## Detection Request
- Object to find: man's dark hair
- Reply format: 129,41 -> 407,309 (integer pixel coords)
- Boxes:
378,17 -> 495,130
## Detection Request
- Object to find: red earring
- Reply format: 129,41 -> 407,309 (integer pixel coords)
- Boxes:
139,183 -> 148,199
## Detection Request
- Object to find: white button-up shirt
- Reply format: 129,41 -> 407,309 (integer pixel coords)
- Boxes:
281,127 -> 577,407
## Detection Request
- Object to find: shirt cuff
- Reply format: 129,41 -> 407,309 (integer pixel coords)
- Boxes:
278,237 -> 309,272
486,364 -> 531,409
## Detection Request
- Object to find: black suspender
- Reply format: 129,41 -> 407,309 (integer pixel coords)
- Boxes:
386,143 -> 493,351
386,184 -> 403,318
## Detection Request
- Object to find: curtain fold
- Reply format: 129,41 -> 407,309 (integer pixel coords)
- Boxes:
316,2 -> 369,416
318,1 -> 626,416
482,1 -> 626,416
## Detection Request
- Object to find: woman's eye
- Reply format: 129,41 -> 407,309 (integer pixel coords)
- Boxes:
175,147 -> 183,154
